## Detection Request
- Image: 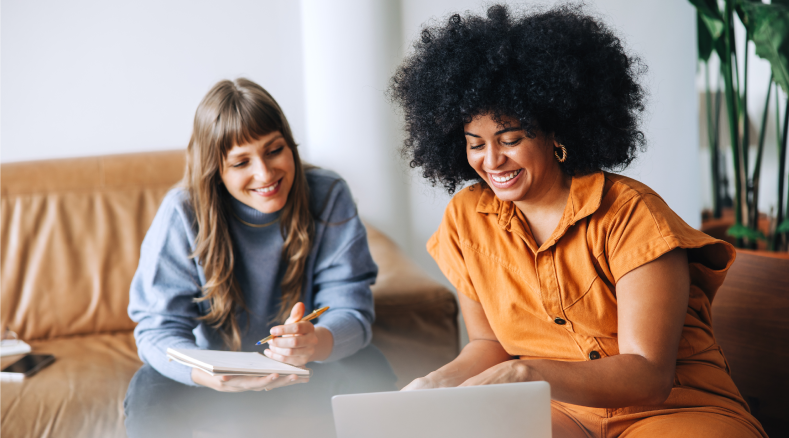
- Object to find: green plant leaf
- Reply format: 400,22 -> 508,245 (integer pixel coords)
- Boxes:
777,218 -> 789,234
698,12 -> 715,61
726,223 -> 767,241
690,0 -> 725,40
737,1 -> 789,94
735,0 -> 763,25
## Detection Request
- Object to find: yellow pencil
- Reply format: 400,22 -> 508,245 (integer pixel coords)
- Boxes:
255,306 -> 330,345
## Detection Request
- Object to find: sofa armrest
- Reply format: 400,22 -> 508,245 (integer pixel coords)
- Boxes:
365,225 -> 459,388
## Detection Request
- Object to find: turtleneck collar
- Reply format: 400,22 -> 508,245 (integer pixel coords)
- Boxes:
227,194 -> 281,227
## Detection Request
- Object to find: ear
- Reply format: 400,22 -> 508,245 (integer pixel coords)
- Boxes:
550,133 -> 561,148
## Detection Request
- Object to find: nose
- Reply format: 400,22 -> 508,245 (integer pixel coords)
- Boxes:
483,143 -> 506,170
250,157 -> 272,181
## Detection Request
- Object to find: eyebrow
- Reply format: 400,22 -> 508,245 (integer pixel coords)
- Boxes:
264,134 -> 285,147
464,127 -> 523,138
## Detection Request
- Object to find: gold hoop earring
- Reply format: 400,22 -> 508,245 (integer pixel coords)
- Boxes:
555,144 -> 567,163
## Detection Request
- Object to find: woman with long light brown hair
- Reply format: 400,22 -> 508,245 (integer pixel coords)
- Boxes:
124,78 -> 395,437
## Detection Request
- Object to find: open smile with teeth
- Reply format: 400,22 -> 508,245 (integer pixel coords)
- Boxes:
490,169 -> 522,183
251,180 -> 280,194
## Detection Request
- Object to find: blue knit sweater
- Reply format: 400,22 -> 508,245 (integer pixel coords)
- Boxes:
128,168 -> 377,386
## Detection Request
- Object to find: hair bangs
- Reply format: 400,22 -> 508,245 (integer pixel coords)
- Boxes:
214,90 -> 284,158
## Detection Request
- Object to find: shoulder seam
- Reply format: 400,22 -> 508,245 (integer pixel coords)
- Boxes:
602,191 -> 673,261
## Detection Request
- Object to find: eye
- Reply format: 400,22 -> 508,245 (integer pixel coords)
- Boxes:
468,143 -> 485,150
502,138 -> 523,146
231,160 -> 248,168
267,146 -> 285,156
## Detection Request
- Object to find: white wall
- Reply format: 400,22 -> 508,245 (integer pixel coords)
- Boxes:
300,0 -> 412,250
1,0 -> 306,162
2,0 -> 701,268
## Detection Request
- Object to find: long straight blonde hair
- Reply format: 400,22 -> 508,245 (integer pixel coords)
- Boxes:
183,78 -> 313,351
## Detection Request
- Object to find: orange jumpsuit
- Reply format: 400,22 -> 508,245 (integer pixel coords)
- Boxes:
427,172 -> 767,438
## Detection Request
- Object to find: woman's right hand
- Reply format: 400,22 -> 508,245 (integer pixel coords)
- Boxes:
402,294 -> 513,392
191,368 -> 309,392
401,373 -> 445,391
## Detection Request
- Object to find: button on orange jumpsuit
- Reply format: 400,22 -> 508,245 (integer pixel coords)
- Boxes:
427,172 -> 767,438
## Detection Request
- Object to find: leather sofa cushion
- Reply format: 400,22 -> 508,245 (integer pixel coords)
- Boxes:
1,188 -> 173,340
0,332 -> 141,438
366,226 -> 459,387
1,151 -> 186,340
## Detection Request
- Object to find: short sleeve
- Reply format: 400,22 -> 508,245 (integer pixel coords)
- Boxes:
426,198 -> 479,302
605,192 -> 733,287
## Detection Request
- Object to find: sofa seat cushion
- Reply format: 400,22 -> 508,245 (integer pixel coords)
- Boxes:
1,331 -> 141,438
366,226 -> 459,388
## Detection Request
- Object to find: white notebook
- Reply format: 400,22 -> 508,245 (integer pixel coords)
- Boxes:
0,339 -> 31,357
166,348 -> 311,377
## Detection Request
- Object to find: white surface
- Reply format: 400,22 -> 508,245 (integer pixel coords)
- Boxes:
1,0 -> 306,163
0,339 -> 31,357
0,372 -> 25,382
300,0 -> 412,249
166,348 -> 310,376
332,381 -> 552,438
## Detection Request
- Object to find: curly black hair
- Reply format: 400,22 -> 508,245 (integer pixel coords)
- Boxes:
389,4 -> 647,193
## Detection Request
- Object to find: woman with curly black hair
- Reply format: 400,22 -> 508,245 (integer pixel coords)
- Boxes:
390,5 -> 765,437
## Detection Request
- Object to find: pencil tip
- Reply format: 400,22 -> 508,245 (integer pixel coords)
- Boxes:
255,341 -> 261,345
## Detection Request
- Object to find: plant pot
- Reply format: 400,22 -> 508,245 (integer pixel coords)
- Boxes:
700,208 -> 775,251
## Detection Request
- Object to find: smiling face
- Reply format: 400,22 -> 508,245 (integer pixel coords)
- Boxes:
220,131 -> 295,214
465,114 -> 562,205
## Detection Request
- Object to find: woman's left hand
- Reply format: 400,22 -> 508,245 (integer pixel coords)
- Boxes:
263,302 -> 327,366
459,359 -> 534,387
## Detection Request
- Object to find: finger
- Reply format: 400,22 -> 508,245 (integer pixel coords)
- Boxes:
273,321 -> 315,337
459,376 -> 481,387
255,373 -> 282,391
266,374 -> 309,390
268,344 -> 315,359
270,331 -> 317,348
401,377 -> 429,391
268,345 -> 297,356
284,302 -> 305,325
264,349 -> 308,367
401,381 -> 417,391
218,373 -> 279,392
267,343 -> 315,357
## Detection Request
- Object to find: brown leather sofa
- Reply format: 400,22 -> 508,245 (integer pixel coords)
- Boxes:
0,150 -> 459,438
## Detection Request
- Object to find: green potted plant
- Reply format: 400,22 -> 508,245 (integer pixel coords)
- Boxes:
691,0 -> 789,251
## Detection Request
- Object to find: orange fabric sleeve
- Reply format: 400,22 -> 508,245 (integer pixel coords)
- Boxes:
605,191 -> 732,285
426,197 -> 480,302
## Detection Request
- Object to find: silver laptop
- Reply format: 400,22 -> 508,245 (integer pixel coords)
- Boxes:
332,381 -> 551,438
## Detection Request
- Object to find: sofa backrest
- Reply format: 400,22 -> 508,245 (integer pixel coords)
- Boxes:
1,150 -> 186,341
711,250 -> 789,437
